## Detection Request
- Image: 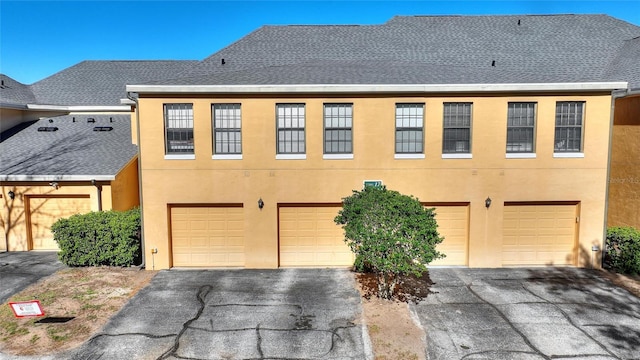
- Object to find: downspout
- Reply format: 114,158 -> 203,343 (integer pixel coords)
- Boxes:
603,88 -> 634,268
91,179 -> 103,211
127,91 -> 146,269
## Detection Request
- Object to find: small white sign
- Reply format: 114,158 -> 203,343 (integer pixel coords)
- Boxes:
9,301 -> 45,318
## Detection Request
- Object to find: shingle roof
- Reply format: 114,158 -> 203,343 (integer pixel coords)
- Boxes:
0,115 -> 137,177
153,14 -> 640,87
30,60 -> 198,106
0,74 -> 37,106
603,36 -> 640,90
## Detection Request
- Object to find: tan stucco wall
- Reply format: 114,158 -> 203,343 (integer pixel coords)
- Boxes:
608,95 -> 640,228
137,93 -> 613,270
111,157 -> 140,211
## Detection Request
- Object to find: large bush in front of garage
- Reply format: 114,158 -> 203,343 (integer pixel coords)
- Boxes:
52,208 -> 141,267
605,227 -> 640,275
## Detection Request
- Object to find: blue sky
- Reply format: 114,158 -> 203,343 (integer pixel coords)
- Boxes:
1,0 -> 639,84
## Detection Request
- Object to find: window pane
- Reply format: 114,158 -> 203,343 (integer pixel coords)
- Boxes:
442,103 -> 472,153
213,104 -> 242,154
395,104 -> 424,154
277,104 -> 305,154
554,102 -> 584,152
506,103 -> 535,153
324,104 -> 353,154
165,104 -> 194,154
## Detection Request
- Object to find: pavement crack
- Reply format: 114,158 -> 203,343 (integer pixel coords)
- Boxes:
460,349 -> 542,359
157,285 -> 213,360
256,323 -> 264,359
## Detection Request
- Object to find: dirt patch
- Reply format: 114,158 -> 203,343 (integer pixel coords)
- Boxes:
0,267 -> 156,356
356,272 -> 432,360
598,269 -> 640,298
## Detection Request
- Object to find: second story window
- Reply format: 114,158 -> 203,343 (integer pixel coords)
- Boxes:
506,102 -> 536,153
276,104 -> 305,155
213,104 -> 241,155
164,103 -> 193,155
395,104 -> 424,154
443,102 -> 472,155
324,104 -> 353,155
554,102 -> 584,153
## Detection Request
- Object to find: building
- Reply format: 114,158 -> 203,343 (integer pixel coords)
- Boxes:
2,14 -> 639,269
126,15 -> 640,269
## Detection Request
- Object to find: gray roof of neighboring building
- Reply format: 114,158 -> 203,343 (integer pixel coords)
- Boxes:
152,14 -> 640,88
0,115 -> 137,177
30,60 -> 198,106
0,74 -> 37,106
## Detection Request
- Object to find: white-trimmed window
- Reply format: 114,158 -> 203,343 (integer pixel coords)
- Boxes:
442,102 -> 472,154
213,104 -> 241,154
324,104 -> 353,154
395,104 -> 424,154
506,102 -> 536,153
276,104 -> 305,154
164,103 -> 193,154
554,102 -> 584,153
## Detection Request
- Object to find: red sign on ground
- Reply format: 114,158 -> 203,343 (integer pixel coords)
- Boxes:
8,301 -> 45,318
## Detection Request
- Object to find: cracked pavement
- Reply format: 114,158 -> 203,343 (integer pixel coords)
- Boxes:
67,268 -> 371,360
411,268 -> 640,360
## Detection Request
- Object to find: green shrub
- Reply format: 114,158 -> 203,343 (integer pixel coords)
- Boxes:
52,208 -> 141,267
605,227 -> 640,275
335,186 -> 444,299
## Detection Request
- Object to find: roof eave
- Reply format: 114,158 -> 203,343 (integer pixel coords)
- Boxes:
126,82 -> 629,94
25,104 -> 131,112
0,174 -> 116,182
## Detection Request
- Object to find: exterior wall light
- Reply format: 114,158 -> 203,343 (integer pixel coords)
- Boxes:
8,190 -> 15,200
485,197 -> 492,208
49,182 -> 59,190
258,198 -> 264,209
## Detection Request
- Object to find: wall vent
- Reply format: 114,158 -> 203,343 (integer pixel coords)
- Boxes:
87,118 -> 96,123
37,127 -> 59,132
93,126 -> 113,132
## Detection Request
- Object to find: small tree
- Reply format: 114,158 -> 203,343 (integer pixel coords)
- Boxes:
335,186 -> 444,299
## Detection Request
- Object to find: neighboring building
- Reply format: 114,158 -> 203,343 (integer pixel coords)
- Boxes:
125,14 -> 640,270
0,61 -> 195,251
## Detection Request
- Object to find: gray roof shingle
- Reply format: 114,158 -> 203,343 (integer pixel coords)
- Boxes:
30,60 -> 198,106
0,115 -> 137,177
0,74 -> 37,106
152,14 -> 640,87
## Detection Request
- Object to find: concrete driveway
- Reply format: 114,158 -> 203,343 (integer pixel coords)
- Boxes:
0,252 -> 63,304
412,268 -> 640,360
69,268 -> 372,360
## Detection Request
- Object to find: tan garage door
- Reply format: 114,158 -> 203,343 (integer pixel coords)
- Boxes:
279,206 -> 354,267
429,205 -> 469,266
171,206 -> 244,267
502,204 -> 577,266
29,196 -> 91,250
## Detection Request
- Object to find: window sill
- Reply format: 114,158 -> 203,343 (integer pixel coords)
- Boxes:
506,153 -> 536,159
276,154 -> 307,160
553,152 -> 584,158
212,154 -> 242,160
164,154 -> 195,160
395,154 -> 425,159
442,153 -> 472,159
323,154 -> 354,160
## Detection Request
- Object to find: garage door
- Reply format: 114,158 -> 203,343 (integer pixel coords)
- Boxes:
502,204 -> 577,266
429,205 -> 470,266
29,196 -> 91,250
171,206 -> 245,267
279,206 -> 354,267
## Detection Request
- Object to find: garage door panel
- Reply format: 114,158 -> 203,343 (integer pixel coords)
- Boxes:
279,206 -> 353,267
171,207 -> 245,267
430,205 -> 469,266
502,204 -> 576,266
30,196 -> 91,250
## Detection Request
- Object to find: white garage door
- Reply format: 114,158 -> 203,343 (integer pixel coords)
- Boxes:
279,206 -> 354,267
502,204 -> 577,266
171,206 -> 245,267
29,196 -> 91,250
429,205 -> 470,266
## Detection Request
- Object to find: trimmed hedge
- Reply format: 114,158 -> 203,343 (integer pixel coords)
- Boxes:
605,227 -> 640,275
52,208 -> 141,267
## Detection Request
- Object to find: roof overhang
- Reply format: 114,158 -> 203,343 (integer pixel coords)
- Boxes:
0,175 -> 115,182
25,104 -> 131,112
126,82 -> 629,94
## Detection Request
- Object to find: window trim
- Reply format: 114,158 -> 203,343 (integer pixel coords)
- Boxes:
323,103 -> 354,155
164,103 -> 194,155
212,103 -> 242,156
506,102 -> 537,154
395,103 -> 425,155
442,102 -> 473,154
276,103 -> 306,155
